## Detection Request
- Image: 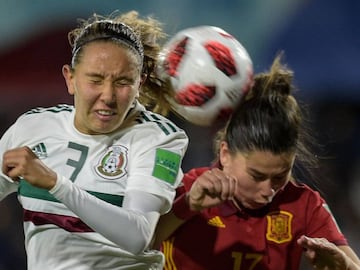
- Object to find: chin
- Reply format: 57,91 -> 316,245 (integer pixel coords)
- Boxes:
86,126 -> 114,135
96,122 -> 120,133
244,201 -> 268,210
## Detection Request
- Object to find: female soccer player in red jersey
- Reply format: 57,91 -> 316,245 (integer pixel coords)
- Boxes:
154,55 -> 360,270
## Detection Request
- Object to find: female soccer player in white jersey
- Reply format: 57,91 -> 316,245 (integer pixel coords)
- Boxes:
0,11 -> 188,270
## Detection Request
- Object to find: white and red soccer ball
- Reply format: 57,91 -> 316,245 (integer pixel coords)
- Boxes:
157,25 -> 253,126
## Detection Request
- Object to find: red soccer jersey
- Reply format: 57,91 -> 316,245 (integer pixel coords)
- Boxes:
161,167 -> 347,270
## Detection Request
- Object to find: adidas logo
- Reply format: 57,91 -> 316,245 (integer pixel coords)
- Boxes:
32,143 -> 48,159
207,216 -> 225,228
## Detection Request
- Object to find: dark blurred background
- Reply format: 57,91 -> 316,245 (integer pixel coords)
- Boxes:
0,0 -> 359,269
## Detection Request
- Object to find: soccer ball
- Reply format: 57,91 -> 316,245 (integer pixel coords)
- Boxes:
157,25 -> 253,126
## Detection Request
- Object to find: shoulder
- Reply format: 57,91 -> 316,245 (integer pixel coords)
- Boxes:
2,104 -> 74,146
286,181 -> 321,194
115,105 -> 188,161
11,104 -> 74,133
19,104 -> 74,121
23,104 -> 74,115
136,110 -> 184,135
126,104 -> 188,142
279,181 -> 325,205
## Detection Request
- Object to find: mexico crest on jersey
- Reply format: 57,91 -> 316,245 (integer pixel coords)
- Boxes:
266,210 -> 293,244
95,145 -> 128,180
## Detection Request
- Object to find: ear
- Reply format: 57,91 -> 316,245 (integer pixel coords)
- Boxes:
219,141 -> 231,167
62,64 -> 75,95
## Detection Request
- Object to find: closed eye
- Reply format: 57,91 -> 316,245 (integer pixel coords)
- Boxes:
114,78 -> 135,87
250,173 -> 266,182
90,79 -> 102,85
87,73 -> 104,85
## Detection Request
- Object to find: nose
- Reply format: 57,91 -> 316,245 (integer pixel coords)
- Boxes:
101,83 -> 116,104
261,180 -> 276,201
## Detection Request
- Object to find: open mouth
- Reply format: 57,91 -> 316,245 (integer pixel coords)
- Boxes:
95,110 -> 117,121
97,110 -> 115,116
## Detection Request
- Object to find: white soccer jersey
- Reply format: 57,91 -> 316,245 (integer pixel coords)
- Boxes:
0,102 -> 188,270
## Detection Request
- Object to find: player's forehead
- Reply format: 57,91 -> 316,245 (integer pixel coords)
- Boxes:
243,150 -> 295,174
75,41 -> 141,74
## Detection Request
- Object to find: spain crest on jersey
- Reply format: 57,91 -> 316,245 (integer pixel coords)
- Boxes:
96,145 -> 128,179
266,210 -> 293,244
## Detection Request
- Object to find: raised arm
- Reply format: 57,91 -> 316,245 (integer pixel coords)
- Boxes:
297,235 -> 360,270
153,167 -> 236,248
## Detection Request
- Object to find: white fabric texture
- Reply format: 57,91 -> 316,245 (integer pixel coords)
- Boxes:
0,102 -> 188,270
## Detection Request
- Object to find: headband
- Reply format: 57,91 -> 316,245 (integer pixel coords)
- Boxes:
72,20 -> 144,60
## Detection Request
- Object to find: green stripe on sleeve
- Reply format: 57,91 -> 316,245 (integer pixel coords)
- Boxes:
18,180 -> 123,207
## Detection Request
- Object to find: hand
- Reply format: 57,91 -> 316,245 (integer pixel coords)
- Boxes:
2,146 -> 57,190
188,168 -> 236,211
297,235 -> 352,270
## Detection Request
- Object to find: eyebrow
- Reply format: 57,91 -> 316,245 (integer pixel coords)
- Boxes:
247,167 -> 291,177
85,72 -> 134,82
85,72 -> 104,78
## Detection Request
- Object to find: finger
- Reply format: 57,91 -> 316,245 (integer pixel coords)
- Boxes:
193,169 -> 235,202
221,173 -> 237,199
217,175 -> 233,200
211,169 -> 237,200
200,169 -> 227,200
204,170 -> 227,198
2,152 -> 19,176
190,174 -> 214,201
2,147 -> 34,180
191,170 -> 222,201
3,165 -> 22,181
208,173 -> 223,197
228,175 -> 237,199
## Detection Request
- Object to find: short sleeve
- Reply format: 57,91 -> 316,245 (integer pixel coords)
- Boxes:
305,190 -> 348,246
124,119 -> 188,213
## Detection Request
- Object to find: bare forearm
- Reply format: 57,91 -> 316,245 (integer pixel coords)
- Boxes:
340,246 -> 360,270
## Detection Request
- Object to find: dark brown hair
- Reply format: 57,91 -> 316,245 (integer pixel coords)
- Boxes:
215,53 -> 319,182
